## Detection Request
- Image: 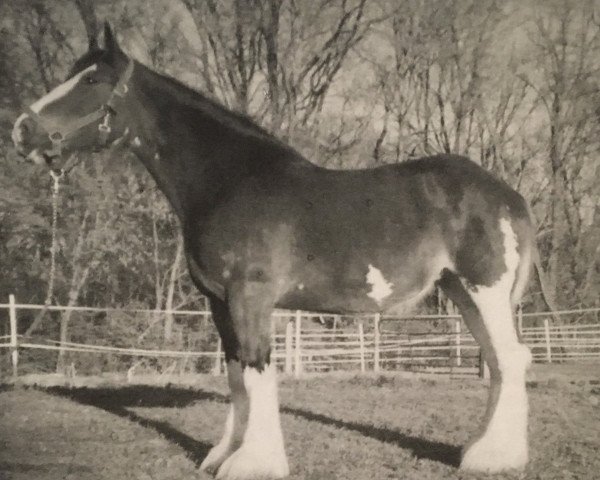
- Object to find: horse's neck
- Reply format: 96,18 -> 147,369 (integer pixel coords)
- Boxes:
124,70 -> 253,222
125,65 -> 312,227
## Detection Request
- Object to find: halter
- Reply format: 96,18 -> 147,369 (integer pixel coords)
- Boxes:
27,60 -> 135,158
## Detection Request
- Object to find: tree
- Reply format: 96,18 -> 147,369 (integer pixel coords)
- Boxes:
522,0 -> 600,309
1,0 -> 598,362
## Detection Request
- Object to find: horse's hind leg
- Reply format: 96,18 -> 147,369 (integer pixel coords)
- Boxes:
439,222 -> 532,473
216,276 -> 289,480
200,298 -> 249,474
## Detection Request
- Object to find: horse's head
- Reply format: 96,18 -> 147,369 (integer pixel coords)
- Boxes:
12,23 -> 134,171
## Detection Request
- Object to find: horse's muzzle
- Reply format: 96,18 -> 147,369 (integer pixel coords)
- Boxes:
12,113 -> 35,146
12,113 -> 56,165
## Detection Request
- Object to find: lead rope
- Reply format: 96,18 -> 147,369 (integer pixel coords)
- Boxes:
44,169 -> 63,308
26,170 -> 63,336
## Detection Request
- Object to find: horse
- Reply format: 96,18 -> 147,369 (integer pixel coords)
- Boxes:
12,23 -> 535,479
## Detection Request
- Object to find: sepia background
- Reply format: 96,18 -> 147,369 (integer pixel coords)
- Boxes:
0,2 -> 598,480
1,0 -> 598,314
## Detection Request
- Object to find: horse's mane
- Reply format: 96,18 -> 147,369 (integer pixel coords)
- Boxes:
148,69 -> 273,139
136,61 -> 300,155
69,49 -> 299,154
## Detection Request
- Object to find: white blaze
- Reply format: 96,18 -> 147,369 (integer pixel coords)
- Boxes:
30,65 -> 98,114
366,264 -> 394,304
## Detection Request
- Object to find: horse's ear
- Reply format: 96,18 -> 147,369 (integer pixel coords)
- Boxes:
103,22 -> 121,55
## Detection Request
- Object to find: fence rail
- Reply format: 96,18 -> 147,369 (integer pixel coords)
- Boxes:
1,294 -> 599,379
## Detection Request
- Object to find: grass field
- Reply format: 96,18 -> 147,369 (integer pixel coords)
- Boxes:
1,364 -> 599,480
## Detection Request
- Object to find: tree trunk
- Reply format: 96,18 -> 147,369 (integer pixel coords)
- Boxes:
56,265 -> 91,372
547,90 -> 566,309
73,0 -> 99,49
164,236 -> 184,342
151,211 -> 164,325
55,211 -> 92,372
261,0 -> 282,130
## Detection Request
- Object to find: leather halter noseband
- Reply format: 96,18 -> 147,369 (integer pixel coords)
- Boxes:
27,60 -> 135,156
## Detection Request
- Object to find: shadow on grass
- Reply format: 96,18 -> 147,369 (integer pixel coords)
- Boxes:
0,384 -> 14,394
280,405 -> 461,467
42,385 -> 219,466
42,384 -> 461,468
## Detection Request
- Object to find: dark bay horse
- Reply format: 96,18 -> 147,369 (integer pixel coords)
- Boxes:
12,24 -> 535,479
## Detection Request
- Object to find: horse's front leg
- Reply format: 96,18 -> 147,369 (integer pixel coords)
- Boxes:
215,276 -> 289,480
200,298 -> 249,474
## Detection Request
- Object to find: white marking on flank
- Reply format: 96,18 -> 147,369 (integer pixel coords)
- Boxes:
30,65 -> 98,114
297,283 -> 305,290
366,264 -> 394,304
154,152 -> 160,160
132,136 -> 142,147
460,217 -> 531,473
217,364 -> 289,479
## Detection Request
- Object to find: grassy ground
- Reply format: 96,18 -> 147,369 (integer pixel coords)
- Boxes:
0,364 -> 598,480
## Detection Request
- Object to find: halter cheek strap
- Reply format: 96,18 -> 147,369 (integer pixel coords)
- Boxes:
29,60 -> 135,156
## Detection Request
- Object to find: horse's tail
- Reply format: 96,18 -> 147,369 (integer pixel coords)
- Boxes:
512,200 -> 561,322
510,217 -> 535,308
532,246 -> 562,322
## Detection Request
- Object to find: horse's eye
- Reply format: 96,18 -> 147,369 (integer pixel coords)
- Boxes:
84,76 -> 98,85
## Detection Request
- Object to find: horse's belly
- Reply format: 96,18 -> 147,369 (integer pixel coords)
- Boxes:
276,243 -> 449,314
276,275 -> 434,314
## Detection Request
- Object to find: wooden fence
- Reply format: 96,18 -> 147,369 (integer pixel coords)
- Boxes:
1,295 -> 599,379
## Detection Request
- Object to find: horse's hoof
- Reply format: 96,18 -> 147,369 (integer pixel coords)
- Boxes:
216,446 -> 289,480
460,439 -> 528,473
200,443 -> 234,474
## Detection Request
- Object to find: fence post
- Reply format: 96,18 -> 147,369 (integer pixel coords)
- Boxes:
9,294 -> 18,379
454,318 -> 461,367
373,313 -> 380,373
544,318 -> 552,363
479,351 -> 490,380
358,322 -> 365,373
333,314 -> 340,333
294,310 -> 302,378
212,339 -> 222,376
517,304 -> 523,338
285,320 -> 293,375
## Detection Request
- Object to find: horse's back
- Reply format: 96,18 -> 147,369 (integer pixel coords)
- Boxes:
190,153 -> 534,312
272,154 -> 534,312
